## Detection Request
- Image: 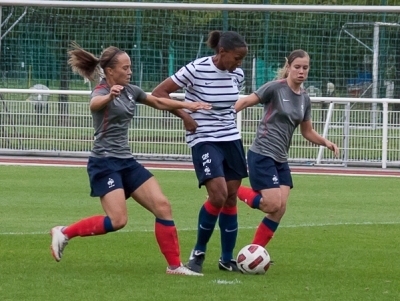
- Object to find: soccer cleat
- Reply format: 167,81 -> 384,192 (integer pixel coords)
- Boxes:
50,226 -> 69,262
166,264 -> 204,276
218,258 -> 240,272
187,249 -> 205,273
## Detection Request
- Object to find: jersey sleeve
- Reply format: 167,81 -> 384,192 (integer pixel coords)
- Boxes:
128,85 -> 147,103
91,84 -> 109,98
237,69 -> 245,92
171,62 -> 196,88
254,81 -> 276,104
303,94 -> 312,121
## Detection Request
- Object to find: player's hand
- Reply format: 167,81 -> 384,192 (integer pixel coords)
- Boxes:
325,141 -> 339,157
110,85 -> 124,97
183,118 -> 198,134
185,102 -> 212,112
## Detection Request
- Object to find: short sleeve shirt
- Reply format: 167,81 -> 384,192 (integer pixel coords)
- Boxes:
171,56 -> 245,147
249,79 -> 312,162
90,79 -> 147,158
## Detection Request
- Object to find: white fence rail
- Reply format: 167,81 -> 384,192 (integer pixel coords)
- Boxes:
2,1 -> 400,12
0,89 -> 400,168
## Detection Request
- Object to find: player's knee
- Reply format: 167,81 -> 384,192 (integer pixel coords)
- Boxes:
207,193 -> 227,208
259,197 -> 281,214
110,215 -> 128,230
153,197 -> 173,218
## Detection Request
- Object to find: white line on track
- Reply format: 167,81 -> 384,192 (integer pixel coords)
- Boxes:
1,221 -> 398,235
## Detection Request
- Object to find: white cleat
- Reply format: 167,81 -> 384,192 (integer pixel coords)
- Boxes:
50,226 -> 69,262
166,263 -> 204,276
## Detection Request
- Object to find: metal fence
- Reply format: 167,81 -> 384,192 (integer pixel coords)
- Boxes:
1,89 -> 399,168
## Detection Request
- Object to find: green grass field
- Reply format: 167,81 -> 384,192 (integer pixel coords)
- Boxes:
0,166 -> 399,301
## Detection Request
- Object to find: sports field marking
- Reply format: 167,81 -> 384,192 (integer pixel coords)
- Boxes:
1,161 -> 400,177
1,221 -> 398,236
212,279 -> 242,285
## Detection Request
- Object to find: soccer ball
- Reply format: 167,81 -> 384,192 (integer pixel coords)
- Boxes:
236,244 -> 271,275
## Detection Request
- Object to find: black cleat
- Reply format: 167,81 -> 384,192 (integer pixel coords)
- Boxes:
218,258 -> 240,272
187,250 -> 205,273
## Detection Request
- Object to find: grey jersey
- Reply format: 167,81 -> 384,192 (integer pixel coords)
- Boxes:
249,79 -> 312,162
90,79 -> 147,158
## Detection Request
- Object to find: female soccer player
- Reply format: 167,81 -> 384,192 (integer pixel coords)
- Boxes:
235,49 -> 339,250
152,31 -> 248,273
50,43 -> 211,276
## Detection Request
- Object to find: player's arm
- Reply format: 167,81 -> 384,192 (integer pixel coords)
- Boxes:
300,120 -> 339,157
142,94 -> 211,112
234,93 -> 261,113
152,77 -> 198,133
90,85 -> 123,111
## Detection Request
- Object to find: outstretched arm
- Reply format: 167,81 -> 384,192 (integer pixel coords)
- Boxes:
300,120 -> 339,157
142,94 -> 211,112
234,93 -> 261,113
152,78 -> 198,133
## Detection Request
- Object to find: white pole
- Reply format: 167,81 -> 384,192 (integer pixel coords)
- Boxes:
252,54 -> 256,92
236,110 -> 242,135
372,23 -> 379,129
381,101 -> 388,169
343,102 -> 351,167
316,102 -> 334,164
0,6 -> 2,58
1,1 -> 400,12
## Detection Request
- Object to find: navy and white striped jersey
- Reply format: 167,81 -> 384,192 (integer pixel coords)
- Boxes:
171,56 -> 245,147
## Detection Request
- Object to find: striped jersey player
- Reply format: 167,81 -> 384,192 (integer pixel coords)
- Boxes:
153,30 -> 249,274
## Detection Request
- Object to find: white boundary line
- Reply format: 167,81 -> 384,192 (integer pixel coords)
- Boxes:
1,161 -> 400,177
1,221 -> 399,236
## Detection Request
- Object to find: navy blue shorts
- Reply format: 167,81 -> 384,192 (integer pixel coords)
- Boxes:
87,156 -> 153,198
247,149 -> 293,191
191,140 -> 248,187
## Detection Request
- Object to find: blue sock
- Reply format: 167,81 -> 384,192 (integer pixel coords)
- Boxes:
194,205 -> 218,252
218,211 -> 238,262
103,216 -> 115,232
252,195 -> 262,209
263,217 -> 279,232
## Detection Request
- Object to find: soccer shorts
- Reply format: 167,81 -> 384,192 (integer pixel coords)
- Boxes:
191,140 -> 248,187
247,149 -> 293,190
87,156 -> 153,198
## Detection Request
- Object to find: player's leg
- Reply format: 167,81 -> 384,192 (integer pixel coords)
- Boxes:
217,179 -> 240,271
51,189 -> 126,262
131,176 -> 202,276
187,142 -> 227,273
252,160 -> 292,247
252,186 -> 290,247
218,140 -> 248,271
50,157 -> 126,262
238,153 -> 293,247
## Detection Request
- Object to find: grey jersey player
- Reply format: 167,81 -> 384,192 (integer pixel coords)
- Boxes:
50,43 -> 210,276
235,49 -> 339,250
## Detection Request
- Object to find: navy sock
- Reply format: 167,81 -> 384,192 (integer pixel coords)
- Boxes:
194,204 -> 218,252
262,217 -> 279,232
252,194 -> 262,209
103,216 -> 115,232
218,212 -> 238,262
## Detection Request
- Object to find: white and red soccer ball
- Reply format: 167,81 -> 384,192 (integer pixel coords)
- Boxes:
236,244 -> 271,275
